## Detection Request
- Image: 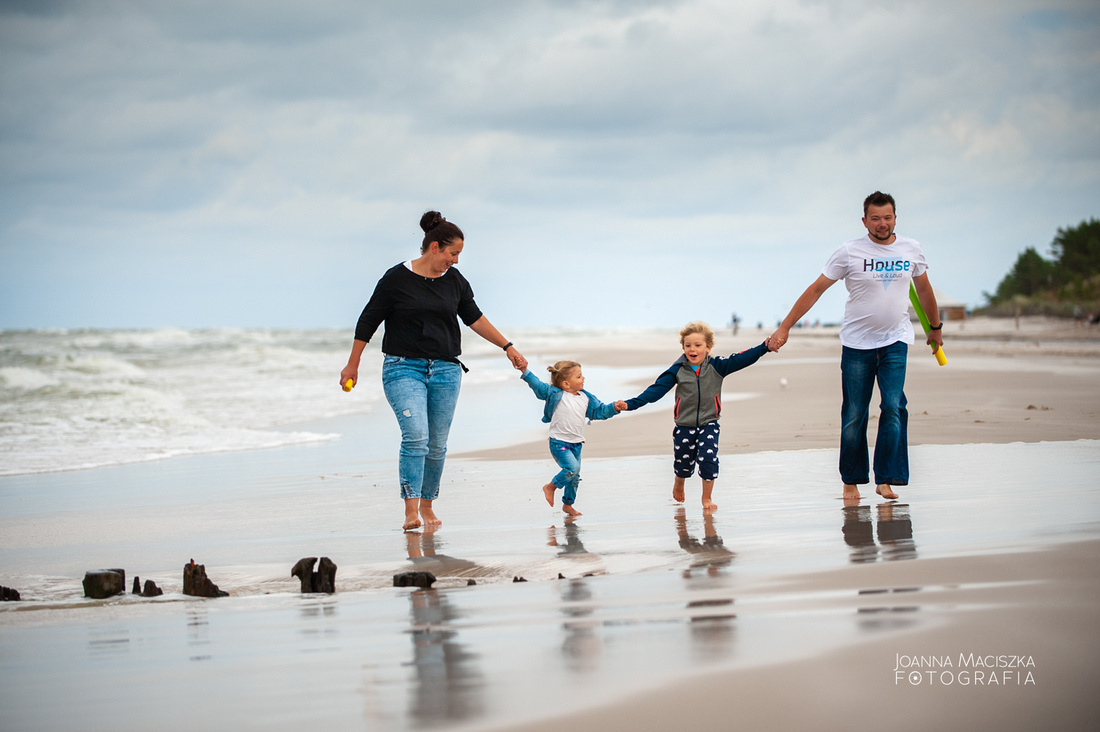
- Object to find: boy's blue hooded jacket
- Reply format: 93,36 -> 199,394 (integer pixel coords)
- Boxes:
624,341 -> 769,427
521,370 -> 619,424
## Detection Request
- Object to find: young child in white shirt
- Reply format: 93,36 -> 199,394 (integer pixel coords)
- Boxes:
522,361 -> 623,516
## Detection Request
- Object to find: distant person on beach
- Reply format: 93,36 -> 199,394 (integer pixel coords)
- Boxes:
613,322 -> 775,513
768,191 -> 943,503
522,360 -> 623,516
341,211 -> 528,531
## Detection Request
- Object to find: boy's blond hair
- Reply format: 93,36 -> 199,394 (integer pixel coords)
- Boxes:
547,360 -> 581,389
679,321 -> 715,348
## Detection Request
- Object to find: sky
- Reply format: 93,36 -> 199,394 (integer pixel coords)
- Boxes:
1,0 -> 1098,332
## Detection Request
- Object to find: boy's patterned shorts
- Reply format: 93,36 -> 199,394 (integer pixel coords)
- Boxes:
672,422 -> 720,480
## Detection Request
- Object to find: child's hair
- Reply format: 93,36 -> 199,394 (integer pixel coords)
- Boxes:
679,321 -> 715,348
547,360 -> 581,389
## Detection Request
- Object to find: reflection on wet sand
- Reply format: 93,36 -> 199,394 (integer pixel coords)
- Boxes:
675,507 -> 735,571
558,577 -> 602,672
405,589 -> 484,725
841,503 -> 918,564
401,527 -> 486,725
547,517 -> 588,556
549,519 -> 603,671
842,503 -> 921,630
676,508 -> 737,662
405,526 -> 478,577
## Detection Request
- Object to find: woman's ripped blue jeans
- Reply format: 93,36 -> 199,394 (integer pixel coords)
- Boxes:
382,356 -> 462,500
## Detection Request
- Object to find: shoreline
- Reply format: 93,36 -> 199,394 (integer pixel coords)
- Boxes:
459,316 -> 1100,461
2,316 -> 1100,730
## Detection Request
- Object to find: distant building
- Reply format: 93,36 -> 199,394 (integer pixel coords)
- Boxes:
909,290 -> 967,323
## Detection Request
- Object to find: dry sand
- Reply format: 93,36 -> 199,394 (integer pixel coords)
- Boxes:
461,316 -> 1100,460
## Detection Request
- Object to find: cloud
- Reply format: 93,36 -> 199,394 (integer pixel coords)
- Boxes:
1,0 -> 1098,329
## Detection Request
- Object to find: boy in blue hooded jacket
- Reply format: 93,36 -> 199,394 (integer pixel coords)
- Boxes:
615,322 -> 774,512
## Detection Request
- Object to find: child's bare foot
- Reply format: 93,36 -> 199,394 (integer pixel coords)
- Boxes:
562,504 -> 582,516
403,516 -> 421,531
875,484 -> 899,500
672,478 -> 685,503
542,482 -> 556,506
702,501 -> 717,514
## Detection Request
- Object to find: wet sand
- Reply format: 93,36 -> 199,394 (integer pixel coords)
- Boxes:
2,317 -> 1100,731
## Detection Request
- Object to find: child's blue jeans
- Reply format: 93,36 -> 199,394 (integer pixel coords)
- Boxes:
548,438 -> 583,505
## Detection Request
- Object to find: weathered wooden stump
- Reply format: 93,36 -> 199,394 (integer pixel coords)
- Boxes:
291,557 -> 337,594
393,571 -> 435,589
182,559 -> 228,598
131,576 -> 165,597
83,569 -> 126,599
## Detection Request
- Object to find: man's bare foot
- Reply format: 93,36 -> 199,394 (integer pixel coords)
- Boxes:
702,501 -> 717,514
875,484 -> 899,500
562,504 -> 582,516
843,484 -> 862,505
672,479 -> 685,503
542,482 -> 556,506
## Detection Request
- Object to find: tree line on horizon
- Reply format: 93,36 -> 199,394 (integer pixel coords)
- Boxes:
980,218 -> 1100,318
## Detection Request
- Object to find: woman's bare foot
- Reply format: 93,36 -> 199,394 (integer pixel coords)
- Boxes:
542,482 -> 556,506
672,478 -> 686,503
419,500 -> 442,526
875,484 -> 899,500
562,504 -> 582,516
403,497 -> 421,531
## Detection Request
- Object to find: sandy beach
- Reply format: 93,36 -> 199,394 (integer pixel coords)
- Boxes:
2,317 -> 1099,731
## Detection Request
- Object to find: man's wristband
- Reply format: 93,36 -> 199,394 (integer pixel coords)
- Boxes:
929,324 -> 943,331
502,342 -> 514,351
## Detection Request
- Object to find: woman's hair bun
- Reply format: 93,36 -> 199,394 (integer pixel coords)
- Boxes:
420,211 -> 445,233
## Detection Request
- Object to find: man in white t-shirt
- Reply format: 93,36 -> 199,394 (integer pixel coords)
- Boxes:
769,192 -> 944,503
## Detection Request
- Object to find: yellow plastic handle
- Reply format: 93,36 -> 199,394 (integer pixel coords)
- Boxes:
932,345 -> 947,366
343,378 -> 354,392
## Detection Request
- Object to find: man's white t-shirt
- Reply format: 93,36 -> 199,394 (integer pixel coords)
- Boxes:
822,234 -> 928,350
548,391 -> 589,443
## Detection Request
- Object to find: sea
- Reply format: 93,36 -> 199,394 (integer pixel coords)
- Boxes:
0,327 -> 655,477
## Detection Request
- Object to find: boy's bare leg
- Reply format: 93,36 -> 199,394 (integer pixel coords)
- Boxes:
875,484 -> 899,500
403,498 -> 422,531
419,499 -> 442,526
701,479 -> 717,513
562,504 -> 582,516
672,476 -> 686,503
542,482 -> 556,506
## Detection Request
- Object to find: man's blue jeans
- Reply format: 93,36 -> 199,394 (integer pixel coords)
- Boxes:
840,342 -> 909,486
548,438 -> 583,506
381,356 -> 462,500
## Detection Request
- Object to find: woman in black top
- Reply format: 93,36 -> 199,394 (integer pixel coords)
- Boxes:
341,211 -> 527,531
